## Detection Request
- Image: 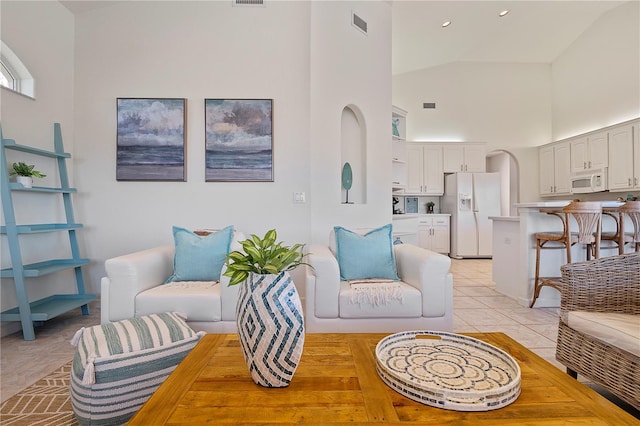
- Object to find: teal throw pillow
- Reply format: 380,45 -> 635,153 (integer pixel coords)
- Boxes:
333,224 -> 399,281
167,225 -> 234,282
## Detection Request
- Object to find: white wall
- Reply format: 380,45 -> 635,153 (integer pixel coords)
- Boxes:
393,62 -> 552,202
73,1 -> 313,292
551,1 -> 640,140
0,0 -> 393,337
1,1 -> 76,335
309,1 -> 392,243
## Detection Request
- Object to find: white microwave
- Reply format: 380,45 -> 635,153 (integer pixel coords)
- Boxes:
570,168 -> 608,194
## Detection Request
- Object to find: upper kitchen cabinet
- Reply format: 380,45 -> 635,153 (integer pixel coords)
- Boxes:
608,121 -> 640,192
391,106 -> 408,192
539,141 -> 571,196
570,131 -> 608,173
443,143 -> 486,173
406,143 -> 444,195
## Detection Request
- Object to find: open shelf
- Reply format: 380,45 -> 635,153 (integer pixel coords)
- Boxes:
1,223 -> 83,234
0,294 -> 96,322
1,258 -> 90,278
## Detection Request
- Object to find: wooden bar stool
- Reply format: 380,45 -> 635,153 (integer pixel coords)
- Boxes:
619,200 -> 640,252
563,201 -> 602,261
530,208 -> 570,308
530,201 -> 602,308
601,206 -> 624,255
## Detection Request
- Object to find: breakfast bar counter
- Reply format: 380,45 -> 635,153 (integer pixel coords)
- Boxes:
491,201 -> 624,308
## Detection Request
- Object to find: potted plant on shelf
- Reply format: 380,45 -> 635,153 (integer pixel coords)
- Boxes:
224,229 -> 309,388
426,201 -> 435,214
9,162 -> 46,188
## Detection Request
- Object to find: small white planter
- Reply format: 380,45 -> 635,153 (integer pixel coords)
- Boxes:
15,176 -> 33,188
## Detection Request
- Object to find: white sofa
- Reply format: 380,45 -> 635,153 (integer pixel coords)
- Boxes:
100,230 -> 245,333
304,240 -> 454,333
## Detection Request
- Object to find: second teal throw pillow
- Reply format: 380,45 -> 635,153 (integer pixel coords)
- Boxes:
333,224 -> 399,282
167,225 -> 234,282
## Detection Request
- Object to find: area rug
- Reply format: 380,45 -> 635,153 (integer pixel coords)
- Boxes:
0,361 -> 77,426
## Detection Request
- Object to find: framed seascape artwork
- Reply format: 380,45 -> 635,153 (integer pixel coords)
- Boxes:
116,98 -> 187,181
204,99 -> 273,182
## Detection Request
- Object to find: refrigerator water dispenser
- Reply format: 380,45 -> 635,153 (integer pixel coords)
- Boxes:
459,193 -> 472,211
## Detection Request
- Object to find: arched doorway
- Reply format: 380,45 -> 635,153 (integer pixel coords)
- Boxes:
487,149 -> 520,216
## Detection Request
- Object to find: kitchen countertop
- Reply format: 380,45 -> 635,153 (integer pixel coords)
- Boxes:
393,213 -> 450,218
515,201 -> 624,209
489,216 -> 520,221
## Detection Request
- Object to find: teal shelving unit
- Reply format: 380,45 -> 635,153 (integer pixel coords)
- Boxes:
0,123 -> 95,341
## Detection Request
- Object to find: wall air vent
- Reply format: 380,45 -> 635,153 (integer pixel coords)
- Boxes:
423,103 -> 436,109
352,11 -> 368,35
233,0 -> 264,7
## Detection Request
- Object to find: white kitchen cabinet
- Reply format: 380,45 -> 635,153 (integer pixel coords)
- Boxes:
406,143 -> 444,195
539,141 -> 571,196
391,106 -> 408,192
417,215 -> 450,254
608,122 -> 640,191
570,131 -> 608,173
443,143 -> 486,173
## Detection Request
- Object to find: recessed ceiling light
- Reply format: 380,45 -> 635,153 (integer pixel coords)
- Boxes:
499,10 -> 510,17
442,21 -> 452,28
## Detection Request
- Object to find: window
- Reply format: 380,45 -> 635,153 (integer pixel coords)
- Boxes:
0,41 -> 35,98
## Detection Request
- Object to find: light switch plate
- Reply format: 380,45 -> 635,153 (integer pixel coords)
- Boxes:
293,192 -> 306,203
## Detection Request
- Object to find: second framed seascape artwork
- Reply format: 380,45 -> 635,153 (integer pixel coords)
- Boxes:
204,99 -> 273,182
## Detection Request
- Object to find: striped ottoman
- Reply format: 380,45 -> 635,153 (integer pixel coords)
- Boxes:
69,312 -> 204,426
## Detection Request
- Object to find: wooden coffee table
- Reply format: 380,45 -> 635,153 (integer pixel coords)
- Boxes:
128,332 -> 637,425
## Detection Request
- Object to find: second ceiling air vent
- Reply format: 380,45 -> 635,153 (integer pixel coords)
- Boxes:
352,11 -> 368,35
233,0 -> 264,7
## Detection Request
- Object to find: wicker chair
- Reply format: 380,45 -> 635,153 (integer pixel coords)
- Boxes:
556,253 -> 640,410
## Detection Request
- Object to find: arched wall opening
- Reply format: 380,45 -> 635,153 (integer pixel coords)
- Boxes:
340,105 -> 367,204
487,149 -> 520,216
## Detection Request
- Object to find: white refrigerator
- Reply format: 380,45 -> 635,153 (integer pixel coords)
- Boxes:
442,173 -> 501,259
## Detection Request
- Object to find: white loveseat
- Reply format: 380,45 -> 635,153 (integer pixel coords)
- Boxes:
304,230 -> 454,333
100,230 -> 245,333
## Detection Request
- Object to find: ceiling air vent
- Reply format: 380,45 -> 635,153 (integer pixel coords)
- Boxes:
423,103 -> 436,109
233,0 -> 264,7
352,11 -> 368,35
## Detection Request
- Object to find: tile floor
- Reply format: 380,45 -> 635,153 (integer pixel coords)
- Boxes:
0,259 -> 638,417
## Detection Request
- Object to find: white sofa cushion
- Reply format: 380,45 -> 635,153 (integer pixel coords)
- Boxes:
136,281 -> 222,322
339,281 -> 422,318
565,311 -> 640,357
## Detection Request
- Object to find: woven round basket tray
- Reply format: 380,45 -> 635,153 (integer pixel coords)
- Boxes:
375,331 -> 521,411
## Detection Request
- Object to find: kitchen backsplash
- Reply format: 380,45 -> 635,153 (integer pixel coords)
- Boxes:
394,195 -> 442,214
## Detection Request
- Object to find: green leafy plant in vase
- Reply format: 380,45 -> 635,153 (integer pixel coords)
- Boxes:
9,162 -> 46,188
224,229 -> 308,285
224,229 -> 309,388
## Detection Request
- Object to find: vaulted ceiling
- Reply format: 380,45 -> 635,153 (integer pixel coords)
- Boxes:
391,1 -> 625,75
59,1 -> 628,75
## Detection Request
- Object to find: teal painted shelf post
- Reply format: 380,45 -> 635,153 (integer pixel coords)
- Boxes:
0,123 -> 96,341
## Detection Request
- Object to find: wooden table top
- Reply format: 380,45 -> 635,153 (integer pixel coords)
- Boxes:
128,332 -> 638,425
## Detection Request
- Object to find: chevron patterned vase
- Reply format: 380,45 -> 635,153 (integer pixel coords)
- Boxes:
236,271 -> 305,387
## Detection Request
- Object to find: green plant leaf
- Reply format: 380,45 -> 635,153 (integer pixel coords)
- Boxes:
263,229 -> 277,247
243,245 -> 262,262
228,270 -> 248,286
263,264 -> 280,274
250,234 -> 263,248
